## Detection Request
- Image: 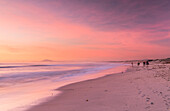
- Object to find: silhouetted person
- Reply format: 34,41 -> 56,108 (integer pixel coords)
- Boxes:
131,62 -> 133,67
137,62 -> 140,66
146,61 -> 149,66
143,62 -> 145,66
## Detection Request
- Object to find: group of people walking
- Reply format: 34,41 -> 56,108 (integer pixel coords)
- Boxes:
131,61 -> 149,67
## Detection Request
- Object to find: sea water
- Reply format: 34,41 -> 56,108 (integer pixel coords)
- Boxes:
0,62 -> 128,111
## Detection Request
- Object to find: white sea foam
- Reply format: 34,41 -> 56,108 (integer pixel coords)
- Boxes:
0,62 -> 128,111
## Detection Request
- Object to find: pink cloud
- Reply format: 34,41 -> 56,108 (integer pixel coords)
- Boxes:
0,0 -> 169,61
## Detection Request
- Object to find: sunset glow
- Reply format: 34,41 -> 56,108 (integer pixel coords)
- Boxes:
0,0 -> 170,62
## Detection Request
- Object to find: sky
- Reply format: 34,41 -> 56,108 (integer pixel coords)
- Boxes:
0,0 -> 170,62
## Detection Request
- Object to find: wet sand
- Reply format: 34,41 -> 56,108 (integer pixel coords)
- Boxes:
27,64 -> 170,111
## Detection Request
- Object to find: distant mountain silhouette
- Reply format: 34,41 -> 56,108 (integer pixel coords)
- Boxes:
41,59 -> 55,62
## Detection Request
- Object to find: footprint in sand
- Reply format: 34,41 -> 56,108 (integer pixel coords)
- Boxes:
141,94 -> 146,97
163,99 -> 170,110
145,106 -> 151,109
160,92 -> 163,95
138,90 -> 142,94
123,104 -> 129,111
152,90 -> 156,94
146,97 -> 150,102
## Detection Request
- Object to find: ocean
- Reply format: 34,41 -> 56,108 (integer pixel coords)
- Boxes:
0,62 -> 128,111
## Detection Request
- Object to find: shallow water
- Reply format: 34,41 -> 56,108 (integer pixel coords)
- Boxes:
0,62 -> 128,111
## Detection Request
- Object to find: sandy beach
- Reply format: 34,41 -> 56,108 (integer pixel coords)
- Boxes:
1,1 -> 170,111
27,64 -> 170,111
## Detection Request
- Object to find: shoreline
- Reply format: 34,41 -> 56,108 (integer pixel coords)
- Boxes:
27,64 -> 170,111
0,63 -> 128,111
